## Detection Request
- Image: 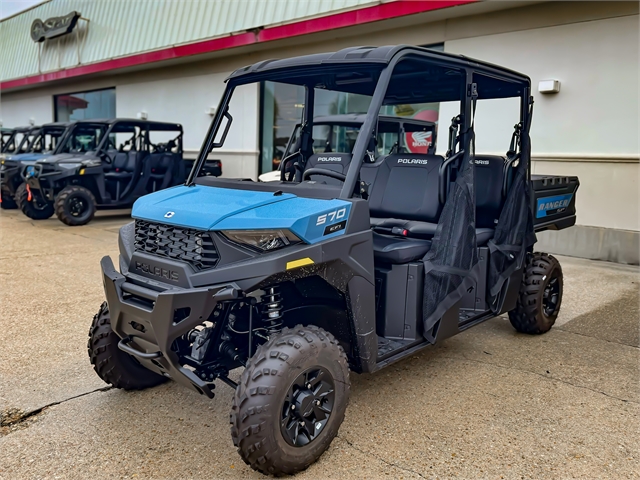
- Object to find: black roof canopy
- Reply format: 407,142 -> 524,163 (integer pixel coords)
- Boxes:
228,45 -> 530,103
68,118 -> 183,132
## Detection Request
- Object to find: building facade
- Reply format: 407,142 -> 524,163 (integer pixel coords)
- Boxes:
1,0 -> 638,263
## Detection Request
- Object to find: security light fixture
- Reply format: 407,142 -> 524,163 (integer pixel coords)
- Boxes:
538,79 -> 561,94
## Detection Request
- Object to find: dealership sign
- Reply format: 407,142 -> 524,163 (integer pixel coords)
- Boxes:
31,11 -> 81,43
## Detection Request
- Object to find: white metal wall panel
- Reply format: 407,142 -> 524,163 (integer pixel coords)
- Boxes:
0,0 -> 378,82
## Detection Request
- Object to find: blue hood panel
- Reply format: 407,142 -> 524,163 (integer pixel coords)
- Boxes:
5,153 -> 47,162
132,185 -> 352,243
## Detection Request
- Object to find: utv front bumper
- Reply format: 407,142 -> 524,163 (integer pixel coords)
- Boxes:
22,164 -> 61,201
101,256 -> 239,397
0,162 -> 22,197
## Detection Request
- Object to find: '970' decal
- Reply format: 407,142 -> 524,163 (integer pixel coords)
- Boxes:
316,208 -> 347,226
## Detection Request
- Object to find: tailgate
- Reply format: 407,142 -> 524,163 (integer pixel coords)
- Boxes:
531,175 -> 579,232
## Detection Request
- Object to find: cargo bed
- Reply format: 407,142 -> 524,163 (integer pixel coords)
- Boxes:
531,174 -> 579,232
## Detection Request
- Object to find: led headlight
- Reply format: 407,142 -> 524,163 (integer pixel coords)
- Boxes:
221,229 -> 301,252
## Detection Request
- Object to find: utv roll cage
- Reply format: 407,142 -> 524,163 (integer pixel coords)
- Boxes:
1,128 -> 16,154
94,119 -> 184,159
26,123 -> 70,154
2,126 -> 38,155
189,45 -> 532,195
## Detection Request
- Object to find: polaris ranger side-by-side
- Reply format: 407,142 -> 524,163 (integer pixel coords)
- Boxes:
88,46 -> 579,476
1,123 -> 70,209
20,119 -> 185,226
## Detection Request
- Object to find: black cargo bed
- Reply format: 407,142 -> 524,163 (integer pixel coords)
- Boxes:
531,175 -> 579,232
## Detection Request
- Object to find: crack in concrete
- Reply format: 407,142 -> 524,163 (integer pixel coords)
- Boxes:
338,434 -> 426,478
1,386 -> 113,434
442,355 -> 638,405
556,327 -> 639,349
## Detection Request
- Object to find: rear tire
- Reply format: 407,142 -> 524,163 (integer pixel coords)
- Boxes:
88,302 -> 167,390
509,252 -> 563,334
55,185 -> 96,226
17,183 -> 54,220
0,191 -> 17,209
230,325 -> 350,476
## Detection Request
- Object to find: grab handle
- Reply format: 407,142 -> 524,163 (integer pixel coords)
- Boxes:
118,336 -> 163,359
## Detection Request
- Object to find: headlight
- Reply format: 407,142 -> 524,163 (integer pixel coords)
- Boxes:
221,229 -> 301,252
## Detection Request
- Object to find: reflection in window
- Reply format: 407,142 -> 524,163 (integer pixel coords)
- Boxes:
54,88 -> 116,122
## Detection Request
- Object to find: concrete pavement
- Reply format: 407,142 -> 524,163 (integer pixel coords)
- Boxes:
0,209 -> 638,479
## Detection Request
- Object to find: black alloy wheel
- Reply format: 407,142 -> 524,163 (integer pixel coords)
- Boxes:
542,271 -> 561,317
280,366 -> 335,447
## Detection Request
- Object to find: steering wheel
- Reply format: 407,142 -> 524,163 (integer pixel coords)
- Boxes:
302,168 -> 346,182
279,150 -> 303,181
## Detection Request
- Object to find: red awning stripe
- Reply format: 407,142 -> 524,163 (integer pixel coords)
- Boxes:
0,0 -> 475,92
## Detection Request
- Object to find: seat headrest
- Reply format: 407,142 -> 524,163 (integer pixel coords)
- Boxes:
383,153 -> 444,169
473,155 -> 505,170
305,153 -> 352,170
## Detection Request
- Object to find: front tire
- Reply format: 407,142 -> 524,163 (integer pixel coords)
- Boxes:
231,325 -> 350,476
509,252 -> 563,334
88,302 -> 167,390
55,185 -> 96,226
17,183 -> 54,220
0,191 -> 18,209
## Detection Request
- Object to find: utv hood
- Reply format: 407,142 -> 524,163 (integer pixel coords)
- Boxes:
37,152 -> 97,164
4,153 -> 48,162
132,185 -> 352,243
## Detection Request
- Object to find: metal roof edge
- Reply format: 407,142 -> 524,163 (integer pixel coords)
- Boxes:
0,0 -> 477,93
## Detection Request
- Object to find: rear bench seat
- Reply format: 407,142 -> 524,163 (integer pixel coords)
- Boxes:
364,154 -> 507,264
365,153 -> 444,264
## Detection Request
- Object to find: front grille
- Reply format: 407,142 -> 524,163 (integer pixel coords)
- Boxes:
134,220 -> 220,271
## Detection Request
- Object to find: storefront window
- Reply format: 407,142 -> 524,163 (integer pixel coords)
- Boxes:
54,88 -> 116,122
260,82 -> 371,174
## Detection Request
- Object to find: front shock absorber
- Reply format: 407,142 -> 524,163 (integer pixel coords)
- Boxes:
262,286 -> 283,335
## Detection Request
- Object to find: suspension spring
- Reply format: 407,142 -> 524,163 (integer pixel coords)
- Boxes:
262,286 -> 283,334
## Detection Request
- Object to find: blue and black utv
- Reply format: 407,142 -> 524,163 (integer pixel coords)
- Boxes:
20,119 -> 185,225
1,123 -> 70,210
88,46 -> 579,476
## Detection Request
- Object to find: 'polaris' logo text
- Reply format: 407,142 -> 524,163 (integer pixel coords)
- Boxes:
475,159 -> 489,165
135,261 -> 179,281
317,157 -> 341,162
397,158 -> 428,165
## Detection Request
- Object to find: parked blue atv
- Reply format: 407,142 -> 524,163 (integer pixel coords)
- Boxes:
1,123 -> 70,210
88,46 -> 579,476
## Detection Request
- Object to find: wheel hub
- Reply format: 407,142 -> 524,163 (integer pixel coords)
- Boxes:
281,367 -> 335,447
69,197 -> 86,217
542,272 -> 561,317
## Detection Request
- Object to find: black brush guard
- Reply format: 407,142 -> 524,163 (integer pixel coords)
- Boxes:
101,256 -> 240,398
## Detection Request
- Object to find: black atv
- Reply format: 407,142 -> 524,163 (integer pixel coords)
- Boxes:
20,119 -> 185,225
88,46 -> 579,476
1,123 -> 70,210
